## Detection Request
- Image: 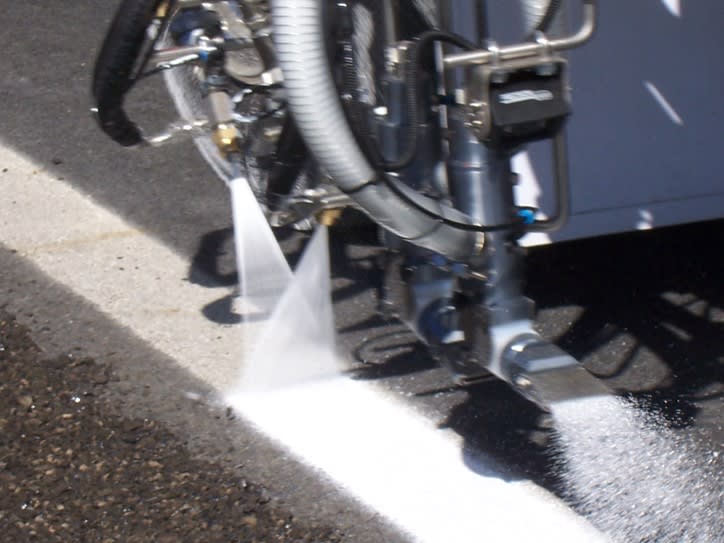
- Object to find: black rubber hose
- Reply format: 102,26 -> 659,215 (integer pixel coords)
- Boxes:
92,0 -> 165,146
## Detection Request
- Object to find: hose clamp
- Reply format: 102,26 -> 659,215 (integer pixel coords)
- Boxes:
534,31 -> 553,59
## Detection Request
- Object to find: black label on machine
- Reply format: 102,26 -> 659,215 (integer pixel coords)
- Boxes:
487,63 -> 570,148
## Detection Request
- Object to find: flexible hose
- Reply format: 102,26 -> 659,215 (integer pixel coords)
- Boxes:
272,1 -> 374,190
92,0 -> 166,145
521,0 -> 566,39
272,0 -> 482,261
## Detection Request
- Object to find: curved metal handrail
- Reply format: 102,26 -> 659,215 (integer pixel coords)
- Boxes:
443,0 -> 597,69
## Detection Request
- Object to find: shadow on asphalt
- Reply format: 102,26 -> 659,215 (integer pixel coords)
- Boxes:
527,220 -> 723,425
342,219 -> 724,488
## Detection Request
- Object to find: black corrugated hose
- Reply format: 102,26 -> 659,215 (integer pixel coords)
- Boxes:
92,0 -> 167,146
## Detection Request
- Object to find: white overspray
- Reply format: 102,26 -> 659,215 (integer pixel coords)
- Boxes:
228,176 -> 341,390
236,223 -> 341,391
229,177 -> 292,313
551,395 -> 723,543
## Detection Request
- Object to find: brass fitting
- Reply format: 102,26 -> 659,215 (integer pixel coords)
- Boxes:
474,231 -> 486,254
212,124 -> 240,157
155,1 -> 169,18
316,208 -> 344,227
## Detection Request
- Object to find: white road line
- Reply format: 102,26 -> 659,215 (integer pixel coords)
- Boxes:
0,143 -> 242,392
0,144 -> 608,542
230,379 -> 607,543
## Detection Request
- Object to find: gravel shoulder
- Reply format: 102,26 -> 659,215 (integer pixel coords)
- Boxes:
0,311 -> 343,542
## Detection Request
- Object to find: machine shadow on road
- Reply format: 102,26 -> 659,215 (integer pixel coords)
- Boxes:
527,220 -> 723,426
454,220 -> 722,491
346,219 -> 724,491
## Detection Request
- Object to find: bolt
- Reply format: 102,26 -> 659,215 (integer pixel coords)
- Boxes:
212,124 -> 239,156
317,208 -> 343,227
467,270 -> 488,281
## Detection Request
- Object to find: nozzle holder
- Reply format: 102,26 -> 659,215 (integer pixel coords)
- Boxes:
503,334 -> 609,408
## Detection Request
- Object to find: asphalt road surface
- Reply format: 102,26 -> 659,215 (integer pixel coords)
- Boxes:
1,2 -> 722,542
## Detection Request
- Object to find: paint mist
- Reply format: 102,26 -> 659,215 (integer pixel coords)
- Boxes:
229,177 -> 340,392
550,395 -> 723,543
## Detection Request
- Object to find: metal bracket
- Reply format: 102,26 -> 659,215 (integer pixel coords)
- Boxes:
463,54 -> 570,143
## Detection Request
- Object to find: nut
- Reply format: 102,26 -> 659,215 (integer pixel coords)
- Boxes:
211,124 -> 239,156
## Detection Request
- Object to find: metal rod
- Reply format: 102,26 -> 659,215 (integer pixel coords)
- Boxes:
149,44 -> 216,66
383,0 -> 399,45
443,0 -> 596,68
528,128 -> 570,232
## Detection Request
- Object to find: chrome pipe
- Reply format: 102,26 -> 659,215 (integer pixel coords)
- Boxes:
444,0 -> 596,68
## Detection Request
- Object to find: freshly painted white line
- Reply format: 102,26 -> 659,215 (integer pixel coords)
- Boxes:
644,81 -> 684,126
227,176 -> 606,541
229,379 -> 608,543
0,144 -> 608,542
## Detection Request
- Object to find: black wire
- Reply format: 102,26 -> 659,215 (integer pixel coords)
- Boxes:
376,173 -> 524,233
383,1 -> 563,171
327,26 -> 515,233
131,0 -> 179,85
381,30 -> 478,172
361,29 -> 522,233
346,173 -> 523,234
